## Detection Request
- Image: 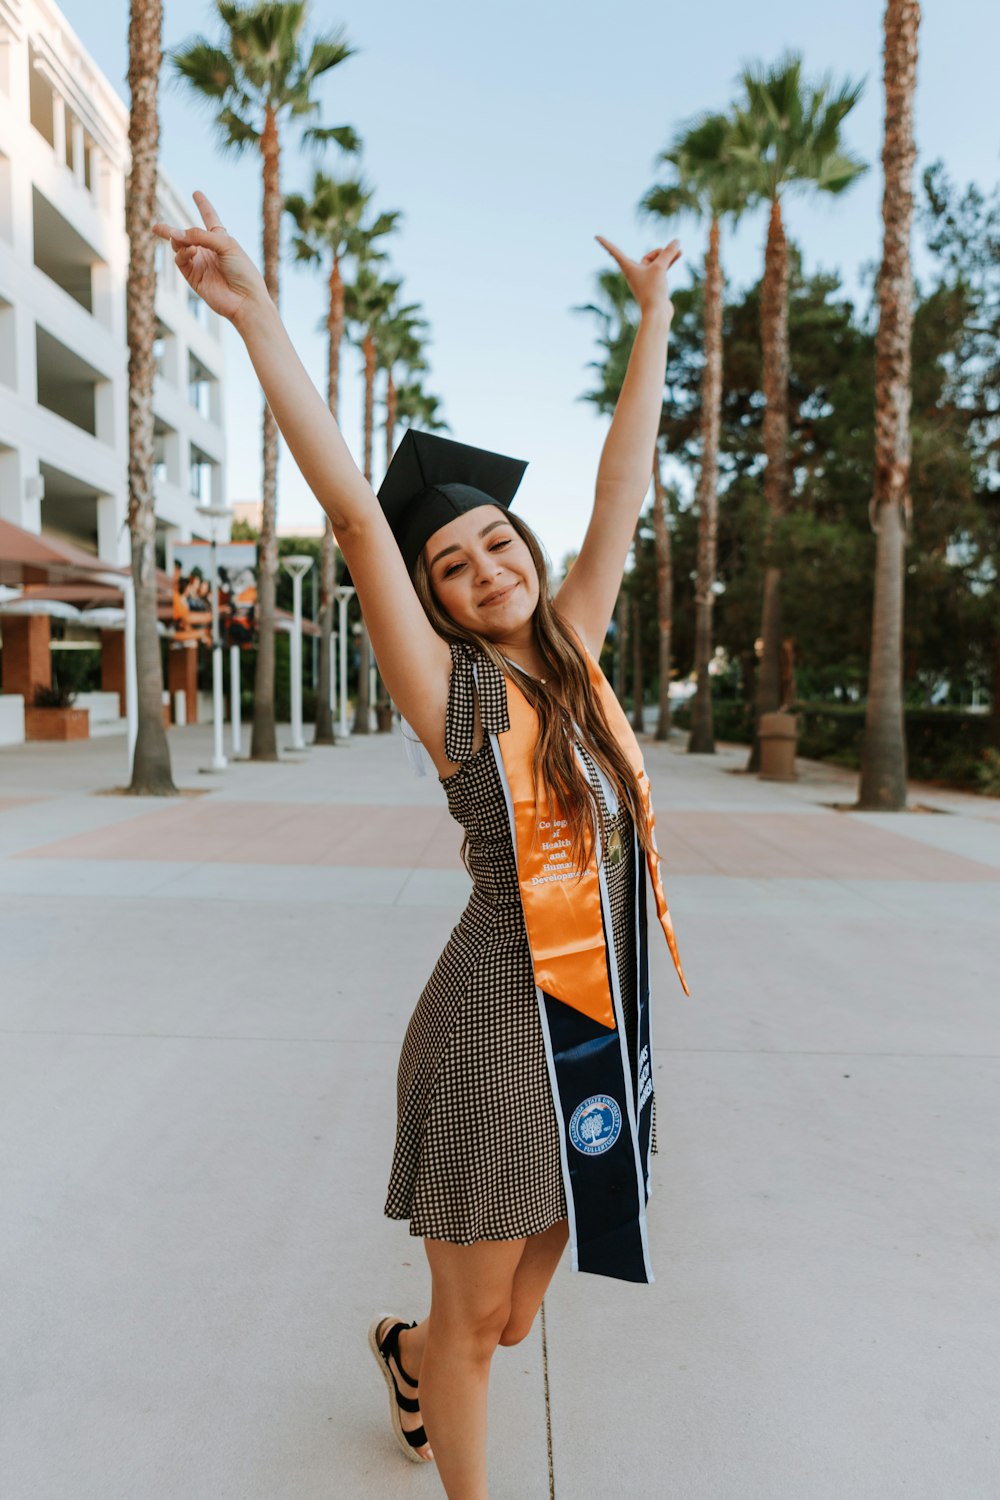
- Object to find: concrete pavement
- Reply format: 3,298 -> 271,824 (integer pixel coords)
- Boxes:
1,724 -> 998,1499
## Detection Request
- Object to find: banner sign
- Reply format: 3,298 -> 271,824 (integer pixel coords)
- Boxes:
171,543 -> 258,648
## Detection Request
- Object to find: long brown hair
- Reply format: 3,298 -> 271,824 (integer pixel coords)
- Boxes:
413,510 -> 653,874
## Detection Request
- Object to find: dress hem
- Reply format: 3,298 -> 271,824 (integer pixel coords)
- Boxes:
385,1205 -> 569,1246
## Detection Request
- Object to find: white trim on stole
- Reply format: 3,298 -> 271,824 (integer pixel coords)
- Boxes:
475,661 -> 653,1280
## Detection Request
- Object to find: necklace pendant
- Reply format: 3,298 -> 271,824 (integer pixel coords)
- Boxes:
607,824 -> 623,866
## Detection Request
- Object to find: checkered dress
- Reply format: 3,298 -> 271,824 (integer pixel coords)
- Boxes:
384,640 -> 651,1244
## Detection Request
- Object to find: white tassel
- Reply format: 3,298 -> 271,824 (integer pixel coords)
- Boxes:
399,715 -> 429,778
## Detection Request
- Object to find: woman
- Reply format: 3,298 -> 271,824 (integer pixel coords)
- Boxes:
155,194 -> 688,1500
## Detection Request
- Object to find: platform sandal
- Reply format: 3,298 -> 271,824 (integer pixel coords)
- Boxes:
367,1315 -> 433,1463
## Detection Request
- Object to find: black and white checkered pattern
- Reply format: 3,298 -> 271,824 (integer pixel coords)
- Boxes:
384,641 -> 651,1244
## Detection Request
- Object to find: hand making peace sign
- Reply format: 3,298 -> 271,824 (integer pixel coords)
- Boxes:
152,191 -> 267,325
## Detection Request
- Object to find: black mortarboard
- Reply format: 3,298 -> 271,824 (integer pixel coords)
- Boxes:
341,430 -> 528,584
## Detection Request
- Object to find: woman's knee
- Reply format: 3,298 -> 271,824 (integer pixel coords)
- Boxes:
497,1311 -> 535,1347
429,1296 -> 512,1359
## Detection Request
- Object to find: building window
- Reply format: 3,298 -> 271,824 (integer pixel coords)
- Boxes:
189,445 -> 214,503
28,51 -> 55,148
188,352 -> 214,420
187,286 -> 206,325
153,319 -> 173,381
35,324 -> 103,438
32,186 -> 99,314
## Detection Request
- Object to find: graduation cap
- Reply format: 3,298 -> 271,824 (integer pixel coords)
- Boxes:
340,430 -> 528,585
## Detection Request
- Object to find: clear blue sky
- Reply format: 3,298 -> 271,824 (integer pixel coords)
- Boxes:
59,0 -> 1000,566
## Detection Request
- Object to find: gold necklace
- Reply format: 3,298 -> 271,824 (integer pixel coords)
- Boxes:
505,655 -> 547,685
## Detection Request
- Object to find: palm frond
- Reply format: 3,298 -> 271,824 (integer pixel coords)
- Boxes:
301,32 -> 355,84
217,104 -> 260,153
170,39 -> 236,99
303,123 -> 362,154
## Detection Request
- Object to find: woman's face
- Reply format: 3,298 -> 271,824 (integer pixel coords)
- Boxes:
423,505 -> 539,638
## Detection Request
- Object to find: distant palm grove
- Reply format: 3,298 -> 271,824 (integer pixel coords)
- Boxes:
124,1 -> 996,805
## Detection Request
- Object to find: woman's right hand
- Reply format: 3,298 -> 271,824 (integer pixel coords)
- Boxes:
153,191 -> 267,325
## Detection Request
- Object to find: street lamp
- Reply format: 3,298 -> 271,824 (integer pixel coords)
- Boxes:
94,571 -> 136,778
196,502 -> 233,772
333,584 -> 355,739
283,554 -> 313,752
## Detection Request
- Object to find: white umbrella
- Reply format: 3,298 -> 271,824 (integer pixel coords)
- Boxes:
0,598 -> 82,619
80,607 -> 126,629
0,586 -> 23,605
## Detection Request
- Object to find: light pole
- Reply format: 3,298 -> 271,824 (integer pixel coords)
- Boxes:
196,502 -> 233,772
97,570 -> 137,779
230,644 -> 242,757
283,554 -> 313,752
334,584 -> 355,739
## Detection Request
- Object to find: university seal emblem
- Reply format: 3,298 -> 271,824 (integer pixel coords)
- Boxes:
568,1094 -> 622,1156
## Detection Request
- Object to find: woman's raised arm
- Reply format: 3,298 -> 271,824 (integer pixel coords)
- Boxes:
153,193 -> 453,756
555,237 -> 681,657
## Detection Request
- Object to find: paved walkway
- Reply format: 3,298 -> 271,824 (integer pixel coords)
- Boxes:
1,724 -> 997,1499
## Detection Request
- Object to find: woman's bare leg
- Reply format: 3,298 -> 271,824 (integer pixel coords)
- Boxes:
417,1236 -> 526,1499
499,1217 -> 569,1346
390,1220 -> 569,1489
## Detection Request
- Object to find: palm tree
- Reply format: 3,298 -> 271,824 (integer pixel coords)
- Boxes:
394,382 -> 448,440
344,254 -> 401,733
377,301 -> 428,468
172,1 -> 359,761
857,1 -> 921,809
285,171 -> 373,744
649,452 -> 673,737
574,269 -> 649,721
729,53 -> 866,769
642,112 -> 750,752
126,0 -> 175,795
367,299 -> 431,732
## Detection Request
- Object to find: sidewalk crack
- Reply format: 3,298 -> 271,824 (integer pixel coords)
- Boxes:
541,1298 -> 555,1498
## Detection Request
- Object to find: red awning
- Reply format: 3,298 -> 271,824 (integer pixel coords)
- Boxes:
0,518 -> 129,587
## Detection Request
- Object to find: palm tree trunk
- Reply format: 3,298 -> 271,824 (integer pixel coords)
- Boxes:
125,0 -> 174,795
858,0 -> 919,810
374,361 -> 394,729
353,329 -> 377,735
747,195 -> 790,773
631,593 -> 644,734
689,214 -> 723,756
251,102 -> 280,760
651,456 -> 673,740
385,368 -> 397,469
314,256 -> 344,746
614,591 -> 629,705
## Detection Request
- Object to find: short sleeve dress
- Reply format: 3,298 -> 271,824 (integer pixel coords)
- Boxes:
384,640 -> 651,1244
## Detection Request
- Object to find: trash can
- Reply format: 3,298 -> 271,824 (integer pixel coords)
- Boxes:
759,711 -> 798,781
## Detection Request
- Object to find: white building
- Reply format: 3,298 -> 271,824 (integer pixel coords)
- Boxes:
0,0 -> 227,569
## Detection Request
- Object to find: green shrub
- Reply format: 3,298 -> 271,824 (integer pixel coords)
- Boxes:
976,748 -> 1000,797
671,697 -> 754,744
674,693 -> 998,793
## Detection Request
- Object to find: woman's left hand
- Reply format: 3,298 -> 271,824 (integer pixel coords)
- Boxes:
595,236 -> 682,319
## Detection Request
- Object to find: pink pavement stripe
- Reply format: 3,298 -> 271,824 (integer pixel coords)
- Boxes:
11,804 -> 999,880
14,801 -> 464,869
655,812 -> 1000,882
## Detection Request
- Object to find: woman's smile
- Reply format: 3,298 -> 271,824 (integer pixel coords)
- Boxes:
479,581 -> 519,608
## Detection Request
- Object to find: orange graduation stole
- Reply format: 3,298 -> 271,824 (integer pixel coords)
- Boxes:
495,652 -> 690,1029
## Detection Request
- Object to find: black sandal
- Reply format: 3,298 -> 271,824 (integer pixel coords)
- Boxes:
367,1315 -> 433,1463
